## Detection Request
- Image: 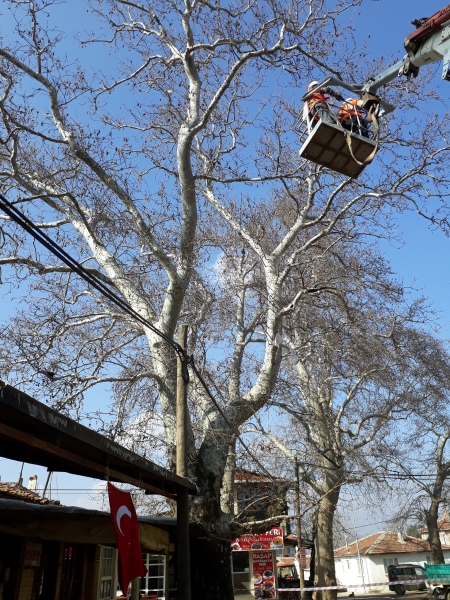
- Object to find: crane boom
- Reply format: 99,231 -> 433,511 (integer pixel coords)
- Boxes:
297,4 -> 450,179
301,4 -> 450,110
364,3 -> 450,93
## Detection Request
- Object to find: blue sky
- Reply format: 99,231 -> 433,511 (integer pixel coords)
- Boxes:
2,0 -> 450,532
352,0 -> 450,336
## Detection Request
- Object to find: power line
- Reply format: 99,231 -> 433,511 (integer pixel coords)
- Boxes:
2,193 -> 447,489
0,193 -> 278,484
0,194 -> 181,353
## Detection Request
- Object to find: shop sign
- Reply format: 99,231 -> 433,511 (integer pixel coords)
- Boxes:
298,547 -> 307,569
231,526 -> 284,551
231,527 -> 284,552
252,551 -> 276,599
24,542 -> 42,567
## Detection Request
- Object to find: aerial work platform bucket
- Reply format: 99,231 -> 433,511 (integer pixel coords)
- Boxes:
298,118 -> 377,178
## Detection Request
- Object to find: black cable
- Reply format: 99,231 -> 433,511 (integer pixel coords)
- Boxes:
0,193 -> 279,484
0,193 -> 183,356
3,194 -> 446,488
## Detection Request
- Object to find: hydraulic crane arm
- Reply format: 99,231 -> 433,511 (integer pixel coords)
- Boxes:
364,3 -> 450,93
297,4 -> 450,178
302,4 -> 450,113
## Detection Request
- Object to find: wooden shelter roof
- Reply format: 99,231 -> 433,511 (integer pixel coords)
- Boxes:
0,382 -> 195,499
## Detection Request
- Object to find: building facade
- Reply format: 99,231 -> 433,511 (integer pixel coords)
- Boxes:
420,511 -> 450,545
233,470 -> 288,523
335,531 -> 450,594
0,490 -> 173,600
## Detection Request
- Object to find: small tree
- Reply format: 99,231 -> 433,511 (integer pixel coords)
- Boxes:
406,524 -> 421,539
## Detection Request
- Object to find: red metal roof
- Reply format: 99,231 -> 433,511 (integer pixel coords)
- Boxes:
335,531 -> 450,557
0,482 -> 60,505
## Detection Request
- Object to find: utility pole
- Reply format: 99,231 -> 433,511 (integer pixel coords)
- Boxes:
351,508 -> 366,593
42,471 -> 52,498
176,324 -> 192,600
294,457 -> 306,600
17,461 -> 24,486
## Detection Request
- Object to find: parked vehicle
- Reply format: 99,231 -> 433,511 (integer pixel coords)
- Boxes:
276,558 -> 346,595
425,562 -> 450,600
387,564 -> 427,595
277,558 -> 313,597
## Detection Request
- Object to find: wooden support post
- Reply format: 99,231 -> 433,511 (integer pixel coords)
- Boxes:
176,324 -> 191,600
294,457 -> 306,600
165,546 -> 170,600
176,324 -> 188,477
131,577 -> 140,600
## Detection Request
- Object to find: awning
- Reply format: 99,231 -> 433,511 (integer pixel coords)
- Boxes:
0,498 -> 169,551
0,382 -> 196,499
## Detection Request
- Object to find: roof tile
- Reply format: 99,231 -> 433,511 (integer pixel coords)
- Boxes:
335,531 -> 450,557
0,483 -> 60,505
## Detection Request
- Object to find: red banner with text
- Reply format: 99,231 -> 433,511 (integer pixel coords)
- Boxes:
252,551 -> 276,599
231,526 -> 284,551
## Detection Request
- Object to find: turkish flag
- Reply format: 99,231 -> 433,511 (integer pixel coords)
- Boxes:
108,482 -> 147,595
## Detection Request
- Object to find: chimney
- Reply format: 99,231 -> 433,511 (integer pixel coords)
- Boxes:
28,475 -> 38,492
398,531 -> 405,544
345,535 -> 349,549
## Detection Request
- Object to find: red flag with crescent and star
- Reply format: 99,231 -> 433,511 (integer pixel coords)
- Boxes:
108,482 -> 147,594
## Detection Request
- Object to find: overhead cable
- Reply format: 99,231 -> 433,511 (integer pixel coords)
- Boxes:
3,194 -> 441,488
0,192 -> 278,483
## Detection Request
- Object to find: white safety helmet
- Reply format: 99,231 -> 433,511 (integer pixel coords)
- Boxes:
308,80 -> 320,90
346,98 -> 354,102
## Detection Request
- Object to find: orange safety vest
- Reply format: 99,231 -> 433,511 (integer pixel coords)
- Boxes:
307,91 -> 330,112
338,99 -> 363,121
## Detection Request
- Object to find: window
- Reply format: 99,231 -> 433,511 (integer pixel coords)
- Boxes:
98,546 -> 116,600
232,552 -> 250,573
237,484 -> 267,513
141,554 -> 165,597
279,566 -> 297,578
415,567 -> 425,577
383,558 -> 398,573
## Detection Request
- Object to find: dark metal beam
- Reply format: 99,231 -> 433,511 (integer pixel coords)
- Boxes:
0,382 -> 196,498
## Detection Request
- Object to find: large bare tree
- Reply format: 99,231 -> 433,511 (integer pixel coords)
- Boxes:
245,255 -> 441,600
1,1 -> 450,597
379,339 -> 450,564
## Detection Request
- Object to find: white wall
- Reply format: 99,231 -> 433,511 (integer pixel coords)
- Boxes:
293,559 -> 310,581
335,551 -> 450,594
335,557 -> 366,592
440,532 -> 450,545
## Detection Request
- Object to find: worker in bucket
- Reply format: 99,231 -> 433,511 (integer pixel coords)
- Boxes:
303,81 -> 344,126
338,97 -> 370,137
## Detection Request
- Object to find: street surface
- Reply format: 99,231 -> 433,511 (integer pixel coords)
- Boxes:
337,592 -> 429,600
236,590 -> 431,599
